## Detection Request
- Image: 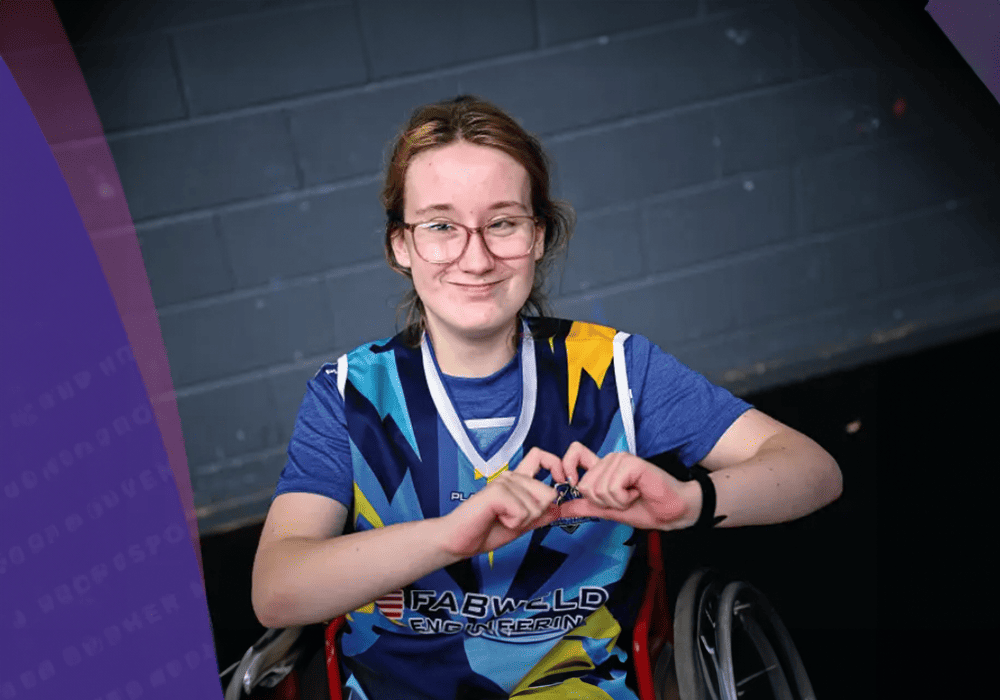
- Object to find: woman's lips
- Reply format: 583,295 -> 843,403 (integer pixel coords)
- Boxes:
452,281 -> 501,293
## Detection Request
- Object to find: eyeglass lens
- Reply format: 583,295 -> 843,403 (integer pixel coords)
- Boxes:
414,218 -> 535,263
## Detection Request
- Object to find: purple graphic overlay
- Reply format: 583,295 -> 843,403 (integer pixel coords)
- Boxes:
927,0 -> 999,104
1,57 -> 222,700
0,0 -> 199,561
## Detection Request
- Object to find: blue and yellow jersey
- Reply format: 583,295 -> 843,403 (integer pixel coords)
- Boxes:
336,318 -> 646,699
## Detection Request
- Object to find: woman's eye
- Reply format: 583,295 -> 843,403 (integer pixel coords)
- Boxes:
424,222 -> 456,232
488,219 -> 515,231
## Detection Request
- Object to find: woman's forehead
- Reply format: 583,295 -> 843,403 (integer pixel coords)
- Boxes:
405,141 -> 531,213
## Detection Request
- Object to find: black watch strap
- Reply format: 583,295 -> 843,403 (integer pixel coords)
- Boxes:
691,466 -> 726,529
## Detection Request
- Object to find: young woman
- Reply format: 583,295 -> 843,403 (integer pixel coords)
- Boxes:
252,96 -> 842,700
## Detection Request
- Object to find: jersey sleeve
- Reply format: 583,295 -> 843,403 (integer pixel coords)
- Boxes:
272,362 -> 354,508
626,335 -> 752,467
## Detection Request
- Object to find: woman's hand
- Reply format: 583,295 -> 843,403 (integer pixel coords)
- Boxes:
439,447 -> 563,559
557,442 -> 698,530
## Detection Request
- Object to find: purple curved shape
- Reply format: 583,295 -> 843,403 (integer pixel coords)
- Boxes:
1,53 -> 222,699
0,0 -> 199,567
927,0 -> 999,105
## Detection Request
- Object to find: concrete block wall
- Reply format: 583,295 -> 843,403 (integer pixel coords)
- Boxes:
54,0 -> 1000,534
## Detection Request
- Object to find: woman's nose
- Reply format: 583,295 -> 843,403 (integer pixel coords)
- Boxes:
457,230 -> 496,272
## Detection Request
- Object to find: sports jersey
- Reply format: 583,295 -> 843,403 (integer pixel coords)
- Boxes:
274,318 -> 752,699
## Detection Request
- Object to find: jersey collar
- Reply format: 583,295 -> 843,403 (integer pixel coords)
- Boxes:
421,322 -> 537,479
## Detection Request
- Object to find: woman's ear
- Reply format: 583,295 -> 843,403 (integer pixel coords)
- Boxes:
533,224 -> 545,261
391,228 -> 412,268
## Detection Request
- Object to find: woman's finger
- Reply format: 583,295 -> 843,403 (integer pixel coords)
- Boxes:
514,447 -> 564,481
576,453 -> 638,509
600,454 -> 640,509
561,441 -> 600,486
495,478 -> 538,528
495,473 -> 556,529
587,453 -> 619,507
577,465 -> 614,508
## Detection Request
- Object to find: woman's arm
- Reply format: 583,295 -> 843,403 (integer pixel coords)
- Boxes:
252,449 -> 562,628
693,408 -> 843,528
252,493 -> 458,628
556,409 -> 841,530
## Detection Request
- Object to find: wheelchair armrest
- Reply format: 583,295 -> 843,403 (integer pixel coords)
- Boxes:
324,617 -> 347,699
633,530 -> 673,700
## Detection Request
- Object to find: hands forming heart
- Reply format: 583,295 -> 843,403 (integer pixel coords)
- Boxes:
547,442 -> 693,531
440,443 -> 698,561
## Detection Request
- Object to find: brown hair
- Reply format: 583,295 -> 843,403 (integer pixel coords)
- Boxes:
382,95 -> 575,345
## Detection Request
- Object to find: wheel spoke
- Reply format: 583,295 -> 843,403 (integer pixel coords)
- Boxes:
735,663 -> 778,688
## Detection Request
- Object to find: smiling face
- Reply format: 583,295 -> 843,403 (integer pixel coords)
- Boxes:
391,140 -> 544,350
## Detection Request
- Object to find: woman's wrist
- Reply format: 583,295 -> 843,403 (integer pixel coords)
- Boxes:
665,470 -> 729,531
668,478 -> 703,531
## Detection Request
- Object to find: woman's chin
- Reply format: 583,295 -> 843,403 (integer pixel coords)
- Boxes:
436,311 -> 516,342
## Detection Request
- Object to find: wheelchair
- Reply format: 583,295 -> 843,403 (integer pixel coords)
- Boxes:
222,530 -> 816,700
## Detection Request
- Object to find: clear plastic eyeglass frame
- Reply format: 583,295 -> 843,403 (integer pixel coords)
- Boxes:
398,215 -> 540,264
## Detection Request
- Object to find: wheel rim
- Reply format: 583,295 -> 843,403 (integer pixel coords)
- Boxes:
672,571 -> 816,700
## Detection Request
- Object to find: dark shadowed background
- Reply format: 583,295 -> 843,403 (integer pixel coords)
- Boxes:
42,0 -> 999,696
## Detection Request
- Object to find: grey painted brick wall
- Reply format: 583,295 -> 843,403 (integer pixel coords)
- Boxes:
53,0 -> 1000,533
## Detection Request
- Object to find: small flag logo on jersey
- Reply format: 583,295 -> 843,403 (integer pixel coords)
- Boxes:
376,590 -> 404,620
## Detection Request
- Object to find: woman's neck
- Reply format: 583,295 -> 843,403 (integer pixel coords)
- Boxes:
426,321 -> 519,378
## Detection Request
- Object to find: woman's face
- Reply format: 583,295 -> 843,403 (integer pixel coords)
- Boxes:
393,140 -> 544,345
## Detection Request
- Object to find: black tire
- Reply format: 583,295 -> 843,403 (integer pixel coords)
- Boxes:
672,568 -> 719,700
672,570 -> 817,700
716,581 -> 816,700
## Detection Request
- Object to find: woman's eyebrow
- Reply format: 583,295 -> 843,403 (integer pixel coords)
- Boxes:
413,201 -> 527,217
413,203 -> 454,217
487,201 -> 529,213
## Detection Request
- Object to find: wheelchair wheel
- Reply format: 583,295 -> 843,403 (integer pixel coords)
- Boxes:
672,568 -> 717,700
220,625 -> 329,700
671,569 -> 816,700
716,581 -> 815,700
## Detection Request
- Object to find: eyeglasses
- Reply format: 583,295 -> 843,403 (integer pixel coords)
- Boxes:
399,215 -> 540,264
